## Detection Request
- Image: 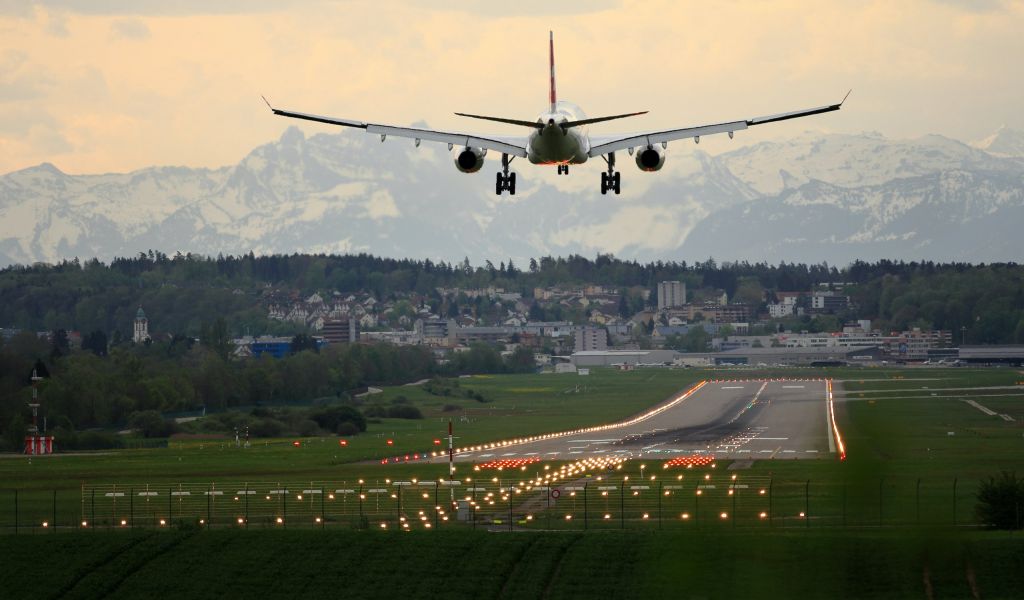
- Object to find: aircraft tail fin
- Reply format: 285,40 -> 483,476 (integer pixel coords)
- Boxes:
549,31 -> 557,113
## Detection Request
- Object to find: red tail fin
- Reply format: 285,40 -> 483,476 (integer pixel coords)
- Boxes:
549,31 -> 557,113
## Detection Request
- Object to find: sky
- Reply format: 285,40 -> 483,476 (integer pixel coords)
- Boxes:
1,0 -> 1022,175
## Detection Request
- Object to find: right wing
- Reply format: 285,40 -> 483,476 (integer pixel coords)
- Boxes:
263,98 -> 528,157
588,92 -> 850,157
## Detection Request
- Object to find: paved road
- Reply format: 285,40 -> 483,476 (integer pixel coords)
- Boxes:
441,380 -> 833,463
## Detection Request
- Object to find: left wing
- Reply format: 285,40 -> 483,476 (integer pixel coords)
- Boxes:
588,92 -> 850,157
263,97 -> 528,157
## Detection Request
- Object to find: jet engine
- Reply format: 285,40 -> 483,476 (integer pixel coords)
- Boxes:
635,145 -> 666,172
454,147 -> 487,173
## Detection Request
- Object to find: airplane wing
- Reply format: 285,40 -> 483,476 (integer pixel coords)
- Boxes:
588,92 -> 850,157
263,98 -> 528,158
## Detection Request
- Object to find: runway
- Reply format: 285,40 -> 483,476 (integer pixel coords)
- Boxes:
439,379 -> 834,464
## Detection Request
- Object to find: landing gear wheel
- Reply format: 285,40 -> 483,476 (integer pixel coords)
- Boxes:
600,152 -> 619,195
495,153 -> 517,196
557,165 -> 569,175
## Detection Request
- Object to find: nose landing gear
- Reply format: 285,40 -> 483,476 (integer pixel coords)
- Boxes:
495,153 -> 516,195
600,152 -> 621,195
557,164 -> 569,175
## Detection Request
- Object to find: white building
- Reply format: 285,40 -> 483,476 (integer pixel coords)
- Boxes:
133,307 -> 150,343
657,281 -> 686,311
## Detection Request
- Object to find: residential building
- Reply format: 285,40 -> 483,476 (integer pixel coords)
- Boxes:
810,291 -> 850,314
574,327 -> 608,352
322,318 -> 359,344
657,281 -> 686,311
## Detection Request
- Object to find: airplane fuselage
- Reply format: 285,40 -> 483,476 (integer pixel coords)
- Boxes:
526,101 -> 590,165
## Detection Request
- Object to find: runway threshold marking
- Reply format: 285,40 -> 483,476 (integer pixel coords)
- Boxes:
782,385 -> 805,389
722,386 -> 745,389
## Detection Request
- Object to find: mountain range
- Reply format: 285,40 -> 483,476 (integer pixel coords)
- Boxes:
1,124 -> 1022,268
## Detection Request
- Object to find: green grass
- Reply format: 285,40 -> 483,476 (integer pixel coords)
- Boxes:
2,367 -> 1022,530
1,529 -> 1021,599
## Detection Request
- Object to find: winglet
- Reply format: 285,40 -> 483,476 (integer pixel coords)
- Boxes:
840,89 -> 852,106
261,95 -> 274,111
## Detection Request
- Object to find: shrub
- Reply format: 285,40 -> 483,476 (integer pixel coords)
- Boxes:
387,405 -> 423,420
336,421 -> 360,436
976,471 -> 1024,529
441,404 -> 459,412
250,417 -> 285,438
128,410 -> 177,438
310,405 -> 367,433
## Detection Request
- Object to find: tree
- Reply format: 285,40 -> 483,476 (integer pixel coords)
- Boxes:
506,346 -> 536,373
976,471 -> 1024,529
82,330 -> 108,357
3,413 -> 26,452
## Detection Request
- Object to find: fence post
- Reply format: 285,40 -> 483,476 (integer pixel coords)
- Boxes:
805,480 -> 810,529
434,482 -> 439,529
282,486 -> 287,528
878,477 -> 884,527
916,478 -> 921,525
507,486 -> 513,533
583,483 -> 588,530
130,488 -> 134,531
92,489 -> 96,532
52,490 -> 57,534
245,483 -> 249,530
842,483 -> 847,527
658,482 -> 663,530
167,486 -> 172,528
359,482 -> 364,529
768,479 -> 772,528
732,484 -> 737,529
619,480 -> 625,530
320,487 -> 325,530
952,477 -> 958,526
14,489 -> 17,535
396,483 -> 401,528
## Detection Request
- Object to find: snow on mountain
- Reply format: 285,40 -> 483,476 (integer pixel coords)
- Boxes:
972,126 -> 1024,158
716,130 -> 1018,196
1,127 -> 1022,267
680,169 -> 1024,263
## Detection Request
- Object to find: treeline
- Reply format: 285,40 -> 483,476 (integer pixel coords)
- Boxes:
0,329 -> 536,449
1,252 -> 1021,339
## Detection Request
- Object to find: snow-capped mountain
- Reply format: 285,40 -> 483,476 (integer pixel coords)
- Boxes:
972,126 -> 1024,159
1,126 -> 1022,267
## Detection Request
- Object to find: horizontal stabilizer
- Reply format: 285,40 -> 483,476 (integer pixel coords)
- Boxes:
454,113 -> 543,129
562,111 -> 648,129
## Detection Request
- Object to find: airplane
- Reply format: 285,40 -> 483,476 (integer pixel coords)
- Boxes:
263,32 -> 848,196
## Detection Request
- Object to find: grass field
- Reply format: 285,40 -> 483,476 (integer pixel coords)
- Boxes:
2,528 -> 1021,599
1,367 -> 1021,530
2,367 -> 1023,597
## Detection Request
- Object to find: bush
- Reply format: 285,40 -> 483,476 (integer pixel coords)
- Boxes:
976,471 -> 1024,529
297,419 -> 321,437
336,421 -> 360,436
128,410 -> 177,438
310,405 -> 367,433
390,395 -> 410,405
250,417 -> 285,438
387,405 -> 423,420
441,404 -> 459,412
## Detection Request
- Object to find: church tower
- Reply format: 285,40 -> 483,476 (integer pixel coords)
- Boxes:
133,307 -> 150,343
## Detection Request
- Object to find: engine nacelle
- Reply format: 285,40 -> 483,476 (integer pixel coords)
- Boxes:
454,147 -> 487,173
635,145 -> 666,172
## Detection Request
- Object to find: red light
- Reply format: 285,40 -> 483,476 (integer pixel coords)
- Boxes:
386,439 -> 394,445
339,439 -> 348,446
292,441 -> 301,447
433,439 -> 442,445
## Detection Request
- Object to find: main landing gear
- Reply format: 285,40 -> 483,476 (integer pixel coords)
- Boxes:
600,152 -> 621,195
495,153 -> 516,195
557,164 -> 569,175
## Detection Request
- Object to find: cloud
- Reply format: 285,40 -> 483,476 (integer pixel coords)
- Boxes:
109,18 -> 148,39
